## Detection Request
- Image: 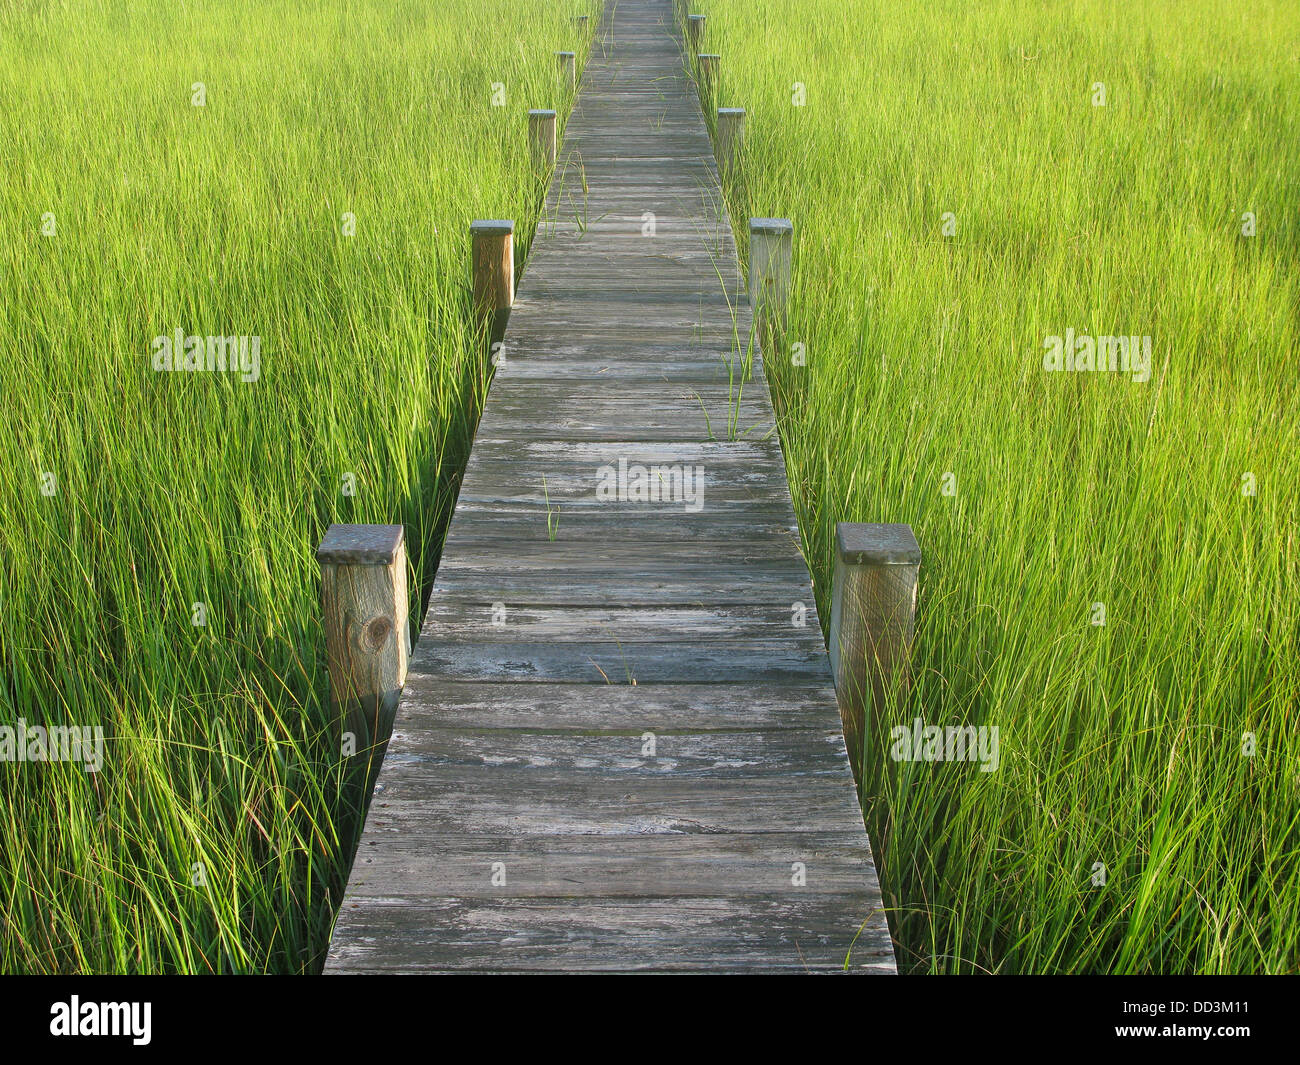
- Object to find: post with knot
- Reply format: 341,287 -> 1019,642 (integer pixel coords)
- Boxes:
317,524 -> 410,769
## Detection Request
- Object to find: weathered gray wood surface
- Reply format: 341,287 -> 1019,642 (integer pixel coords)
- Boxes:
325,0 -> 895,974
317,524 -> 410,758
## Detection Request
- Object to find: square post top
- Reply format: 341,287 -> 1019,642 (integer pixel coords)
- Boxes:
317,524 -> 405,566
750,217 -> 793,237
835,522 -> 920,566
470,219 -> 515,236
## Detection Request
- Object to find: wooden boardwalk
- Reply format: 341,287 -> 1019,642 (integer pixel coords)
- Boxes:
325,0 -> 896,973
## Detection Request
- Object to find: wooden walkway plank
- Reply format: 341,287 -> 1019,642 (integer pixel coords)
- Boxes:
325,0 -> 896,974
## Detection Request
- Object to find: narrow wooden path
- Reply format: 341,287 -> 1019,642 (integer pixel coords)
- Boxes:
325,0 -> 895,973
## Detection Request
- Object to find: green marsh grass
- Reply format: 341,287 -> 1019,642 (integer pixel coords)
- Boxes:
0,0 -> 598,973
699,0 -> 1300,973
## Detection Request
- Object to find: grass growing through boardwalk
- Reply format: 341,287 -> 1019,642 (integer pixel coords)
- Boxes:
699,0 -> 1300,972
0,0 -> 598,973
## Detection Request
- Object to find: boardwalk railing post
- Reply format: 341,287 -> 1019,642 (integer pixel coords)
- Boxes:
716,107 -> 745,177
557,50 -> 577,91
696,53 -> 719,103
317,524 -> 410,761
829,523 -> 921,785
574,14 -> 589,33
470,219 -> 515,343
748,217 -> 792,348
529,108 -> 558,177
686,14 -> 705,50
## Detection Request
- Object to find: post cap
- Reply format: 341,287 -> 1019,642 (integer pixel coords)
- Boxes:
317,524 -> 405,566
688,13 -> 706,20
750,217 -> 793,237
835,523 -> 920,566
697,53 -> 720,59
718,107 -> 746,116
529,108 -> 557,117
556,50 -> 576,58
470,219 -> 515,235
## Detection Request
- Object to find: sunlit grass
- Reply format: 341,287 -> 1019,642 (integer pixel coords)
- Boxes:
699,0 -> 1300,973
0,0 -> 599,973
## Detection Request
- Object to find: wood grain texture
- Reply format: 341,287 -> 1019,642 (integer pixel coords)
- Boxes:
470,220 -> 515,339
318,533 -> 410,757
829,523 -> 921,786
325,0 -> 895,975
528,109 -> 558,175
557,50 -> 577,92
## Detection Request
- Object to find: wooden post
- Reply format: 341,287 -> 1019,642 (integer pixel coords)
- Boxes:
716,107 -> 745,176
470,219 -> 514,342
697,53 -> 719,102
317,524 -> 410,760
528,108 -> 558,176
748,217 -> 792,340
686,14 -> 705,50
574,14 -> 589,33
557,50 -> 577,91
829,523 -> 920,785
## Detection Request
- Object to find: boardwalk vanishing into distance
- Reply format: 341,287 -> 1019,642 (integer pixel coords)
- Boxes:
325,0 -> 896,973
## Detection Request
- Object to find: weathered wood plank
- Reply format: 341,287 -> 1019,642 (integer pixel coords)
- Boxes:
422,604 -> 829,644
378,727 -> 855,782
363,780 -> 864,839
328,896 -> 895,974
439,505 -> 802,546
398,679 -> 841,721
428,565 -> 816,605
393,681 -> 843,731
409,640 -> 836,684
345,832 -> 879,899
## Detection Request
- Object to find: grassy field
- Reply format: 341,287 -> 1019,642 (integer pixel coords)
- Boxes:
3,0 -> 1296,978
0,0 -> 597,973
699,0 -> 1300,972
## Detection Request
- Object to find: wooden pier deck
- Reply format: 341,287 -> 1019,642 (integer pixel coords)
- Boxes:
325,0 -> 896,973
